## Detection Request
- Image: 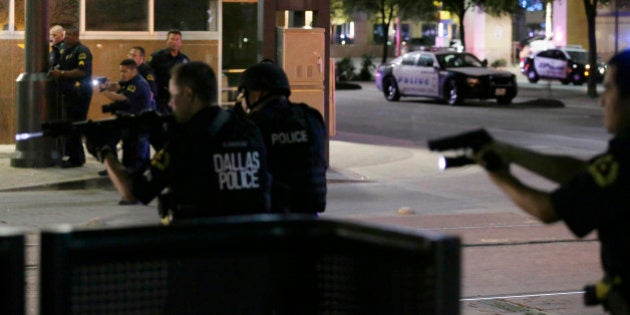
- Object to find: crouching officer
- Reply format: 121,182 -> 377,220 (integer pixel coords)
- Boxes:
238,62 -> 327,214
473,50 -> 630,314
89,61 -> 271,223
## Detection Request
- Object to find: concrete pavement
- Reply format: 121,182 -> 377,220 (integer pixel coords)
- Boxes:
0,76 -> 610,314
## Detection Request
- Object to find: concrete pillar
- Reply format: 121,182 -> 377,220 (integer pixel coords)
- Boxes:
11,0 -> 60,168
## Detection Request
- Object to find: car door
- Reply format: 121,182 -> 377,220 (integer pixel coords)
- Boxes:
392,53 -> 420,95
412,53 -> 440,97
534,49 -> 567,80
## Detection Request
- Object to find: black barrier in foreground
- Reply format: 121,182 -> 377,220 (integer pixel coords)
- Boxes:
40,215 -> 460,314
0,228 -> 25,315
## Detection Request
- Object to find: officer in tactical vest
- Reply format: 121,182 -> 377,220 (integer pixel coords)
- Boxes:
90,61 -> 271,223
238,62 -> 327,214
473,50 -> 630,314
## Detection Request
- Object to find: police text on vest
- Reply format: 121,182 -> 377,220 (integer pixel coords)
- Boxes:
213,151 -> 260,190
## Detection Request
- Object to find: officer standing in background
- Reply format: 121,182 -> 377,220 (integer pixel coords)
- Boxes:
128,46 -> 158,102
48,24 -> 65,70
97,59 -> 155,182
49,26 -> 93,168
473,50 -> 630,314
90,61 -> 270,223
238,62 -> 327,214
48,24 -> 66,154
149,29 -> 189,114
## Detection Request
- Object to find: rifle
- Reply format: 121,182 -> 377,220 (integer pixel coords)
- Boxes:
15,110 -> 173,142
427,129 -> 502,170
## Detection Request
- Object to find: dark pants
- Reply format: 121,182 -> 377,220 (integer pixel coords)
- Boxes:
121,131 -> 150,172
61,89 -> 92,165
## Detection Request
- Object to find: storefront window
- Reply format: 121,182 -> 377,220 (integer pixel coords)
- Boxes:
0,0 -> 24,31
86,0 -> 148,31
83,0 -> 217,32
155,0 -> 217,31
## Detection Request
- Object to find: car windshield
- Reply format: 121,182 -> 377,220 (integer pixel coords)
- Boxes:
566,50 -> 589,63
437,53 -> 484,68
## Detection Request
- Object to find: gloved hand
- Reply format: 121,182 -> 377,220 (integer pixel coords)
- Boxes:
95,145 -> 114,163
84,125 -> 116,162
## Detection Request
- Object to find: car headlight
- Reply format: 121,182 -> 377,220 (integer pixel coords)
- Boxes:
466,78 -> 480,87
585,64 -> 591,70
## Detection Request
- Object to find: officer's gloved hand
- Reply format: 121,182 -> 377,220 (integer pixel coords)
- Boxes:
95,145 -> 114,163
474,142 -> 508,172
84,127 -> 111,163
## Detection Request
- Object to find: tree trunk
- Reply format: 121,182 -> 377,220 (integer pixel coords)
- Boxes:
458,9 -> 466,51
584,0 -> 599,97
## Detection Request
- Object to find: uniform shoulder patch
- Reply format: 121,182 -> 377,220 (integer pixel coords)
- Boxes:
146,74 -> 154,81
588,154 -> 619,187
127,85 -> 136,93
151,149 -> 170,170
78,52 -> 87,60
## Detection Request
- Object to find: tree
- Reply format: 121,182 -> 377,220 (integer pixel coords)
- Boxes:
441,0 -> 528,51
583,0 -> 603,97
334,0 -> 437,64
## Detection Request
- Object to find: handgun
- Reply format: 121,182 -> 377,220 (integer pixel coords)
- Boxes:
428,129 -> 501,170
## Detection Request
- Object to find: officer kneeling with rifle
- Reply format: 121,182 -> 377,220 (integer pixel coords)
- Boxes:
429,50 -> 630,314
89,61 -> 271,223
95,58 -> 156,178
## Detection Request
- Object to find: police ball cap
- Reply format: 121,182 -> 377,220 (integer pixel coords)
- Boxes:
240,63 -> 291,97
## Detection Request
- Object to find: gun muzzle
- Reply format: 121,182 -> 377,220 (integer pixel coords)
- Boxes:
438,155 -> 474,171
15,132 -> 44,141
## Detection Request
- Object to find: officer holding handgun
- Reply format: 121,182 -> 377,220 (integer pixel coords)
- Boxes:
48,26 -> 93,168
472,50 -> 630,314
90,61 -> 271,222
96,58 -> 155,180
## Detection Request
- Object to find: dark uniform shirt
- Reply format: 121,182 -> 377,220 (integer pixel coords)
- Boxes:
148,49 -> 189,113
118,74 -> 154,114
49,42 -> 64,71
137,62 -> 158,101
130,106 -> 270,220
57,42 -> 93,95
248,96 -> 327,214
551,130 -> 630,301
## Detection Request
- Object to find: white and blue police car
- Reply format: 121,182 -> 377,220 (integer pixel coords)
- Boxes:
375,50 -> 518,105
520,46 -> 606,85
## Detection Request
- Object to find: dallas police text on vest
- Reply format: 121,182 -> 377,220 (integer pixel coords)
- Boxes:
213,151 -> 261,190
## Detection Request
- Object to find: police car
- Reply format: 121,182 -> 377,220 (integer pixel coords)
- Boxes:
520,46 -> 606,85
375,51 -> 517,105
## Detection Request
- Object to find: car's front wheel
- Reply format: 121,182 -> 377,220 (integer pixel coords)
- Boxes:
527,69 -> 539,83
443,79 -> 462,105
382,77 -> 401,101
496,96 -> 513,105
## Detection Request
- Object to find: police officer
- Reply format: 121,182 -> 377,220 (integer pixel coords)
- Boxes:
49,26 -> 93,168
93,61 -> 270,223
238,62 -> 327,214
149,29 -> 189,115
474,50 -> 630,314
127,46 -> 158,101
98,59 -> 155,178
48,24 -> 64,70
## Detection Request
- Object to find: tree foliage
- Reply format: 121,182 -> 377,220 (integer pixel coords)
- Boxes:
333,0 -> 437,64
441,0 -> 542,51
